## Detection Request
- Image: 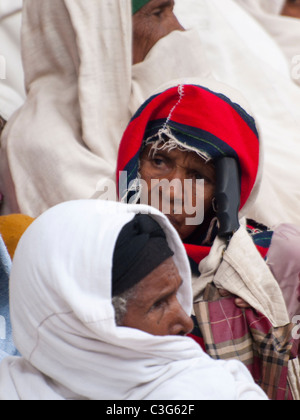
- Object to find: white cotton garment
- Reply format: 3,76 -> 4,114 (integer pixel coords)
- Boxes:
0,200 -> 267,400
235,0 -> 300,87
174,0 -> 300,228
0,0 -> 25,120
0,0 -> 212,218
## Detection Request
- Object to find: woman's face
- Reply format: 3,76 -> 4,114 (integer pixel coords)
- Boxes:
139,145 -> 216,240
121,257 -> 194,336
132,0 -> 184,64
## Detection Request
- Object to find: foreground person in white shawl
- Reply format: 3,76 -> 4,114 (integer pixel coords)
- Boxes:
0,200 -> 267,400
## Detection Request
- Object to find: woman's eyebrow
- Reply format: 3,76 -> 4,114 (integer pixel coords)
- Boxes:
150,278 -> 183,305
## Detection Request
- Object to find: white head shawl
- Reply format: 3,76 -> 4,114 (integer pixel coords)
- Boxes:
0,200 -> 267,400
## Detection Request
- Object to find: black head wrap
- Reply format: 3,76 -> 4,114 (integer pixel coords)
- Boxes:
112,214 -> 174,297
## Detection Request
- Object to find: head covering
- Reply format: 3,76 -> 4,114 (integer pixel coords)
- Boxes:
0,200 -> 266,400
112,214 -> 174,296
117,79 -> 263,264
132,0 -> 151,14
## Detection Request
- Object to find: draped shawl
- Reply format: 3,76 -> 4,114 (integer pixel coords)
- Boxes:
0,200 -> 266,400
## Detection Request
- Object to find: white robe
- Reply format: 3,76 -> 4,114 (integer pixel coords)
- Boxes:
0,0 -> 210,217
0,0 -> 24,120
0,200 -> 267,400
235,0 -> 300,87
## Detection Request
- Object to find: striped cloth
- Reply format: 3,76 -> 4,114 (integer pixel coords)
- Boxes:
192,284 -> 297,400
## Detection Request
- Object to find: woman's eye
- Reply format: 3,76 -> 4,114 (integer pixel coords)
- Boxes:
151,299 -> 166,311
152,158 -> 166,167
152,7 -> 164,17
188,171 -> 204,180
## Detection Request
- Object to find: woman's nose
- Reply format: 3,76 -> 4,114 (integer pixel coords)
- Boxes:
165,169 -> 185,200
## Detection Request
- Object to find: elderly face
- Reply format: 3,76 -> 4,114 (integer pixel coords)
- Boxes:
132,0 -> 184,64
139,145 -> 216,240
121,257 -> 194,336
282,0 -> 300,18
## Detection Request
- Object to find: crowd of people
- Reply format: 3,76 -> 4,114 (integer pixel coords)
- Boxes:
0,0 -> 300,400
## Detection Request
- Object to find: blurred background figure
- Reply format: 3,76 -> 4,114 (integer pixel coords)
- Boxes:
174,0 -> 300,228
234,0 -> 300,86
0,0 -> 210,218
0,0 -> 25,123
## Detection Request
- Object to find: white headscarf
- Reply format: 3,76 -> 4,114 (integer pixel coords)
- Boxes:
0,200 -> 267,400
174,0 -> 300,228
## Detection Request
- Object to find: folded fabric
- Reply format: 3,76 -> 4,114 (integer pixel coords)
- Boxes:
0,0 -> 25,121
194,284 -> 298,400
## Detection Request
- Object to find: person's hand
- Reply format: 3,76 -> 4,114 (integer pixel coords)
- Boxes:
219,289 -> 251,309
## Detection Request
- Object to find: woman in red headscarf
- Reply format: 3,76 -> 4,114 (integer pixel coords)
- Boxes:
116,78 -> 300,400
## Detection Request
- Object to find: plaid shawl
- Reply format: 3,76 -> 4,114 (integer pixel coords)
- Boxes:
192,284 -> 298,401
117,82 -> 300,400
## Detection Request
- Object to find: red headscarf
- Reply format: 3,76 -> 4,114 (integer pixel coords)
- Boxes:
117,83 -> 270,271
